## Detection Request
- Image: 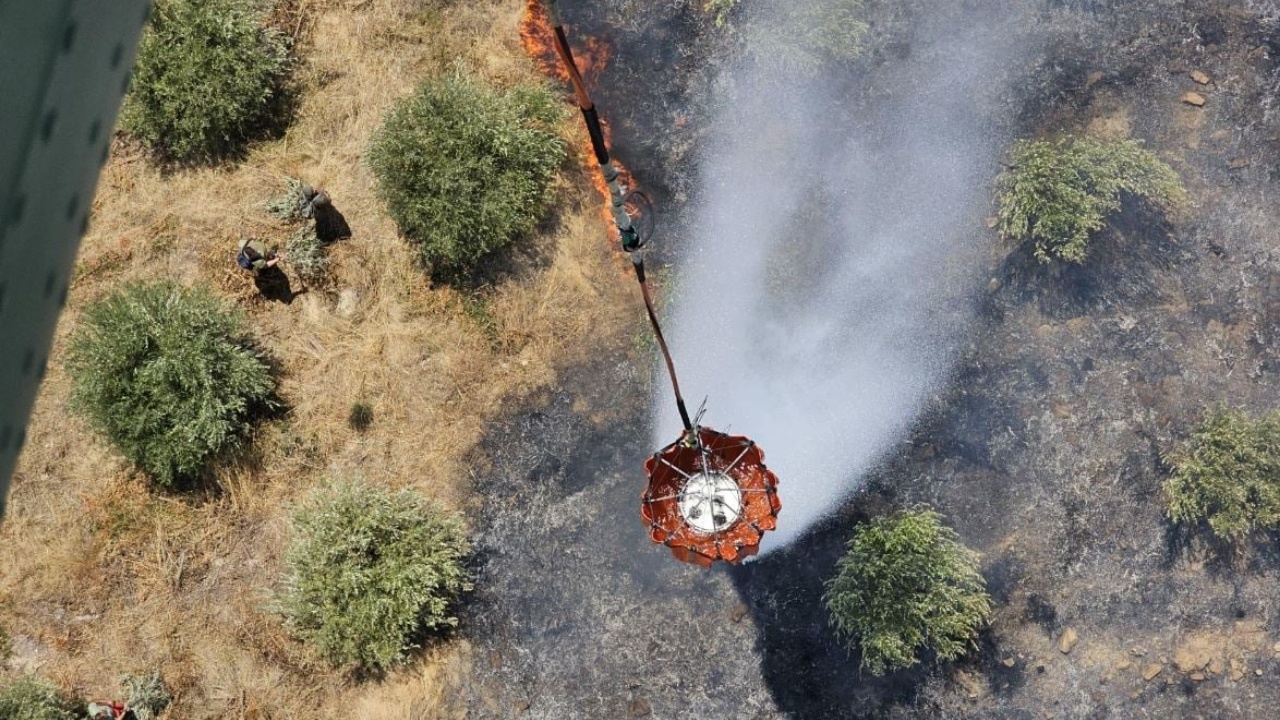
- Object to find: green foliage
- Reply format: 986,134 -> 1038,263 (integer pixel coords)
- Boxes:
285,225 -> 329,283
266,177 -> 310,222
121,671 -> 171,720
367,71 -> 565,274
824,508 -> 991,675
748,0 -> 867,69
1164,410 -> 1280,542
0,678 -> 78,720
281,479 -> 472,670
705,0 -> 739,27
67,282 -> 277,486
995,135 -> 1185,264
121,0 -> 290,162
348,402 -> 374,432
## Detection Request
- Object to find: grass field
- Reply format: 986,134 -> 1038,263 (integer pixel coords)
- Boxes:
0,0 -> 634,716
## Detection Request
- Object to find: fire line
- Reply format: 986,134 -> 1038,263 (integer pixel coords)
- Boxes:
530,0 -> 781,567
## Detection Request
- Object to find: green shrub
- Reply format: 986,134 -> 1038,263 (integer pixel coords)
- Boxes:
121,671 -> 171,720
285,225 -> 329,283
995,135 -> 1185,263
824,508 -> 991,675
1164,410 -> 1280,542
747,0 -> 867,69
121,0 -> 290,162
266,177 -> 311,223
367,71 -> 565,274
280,479 -> 472,670
705,0 -> 739,26
0,678 -> 78,720
67,282 -> 277,486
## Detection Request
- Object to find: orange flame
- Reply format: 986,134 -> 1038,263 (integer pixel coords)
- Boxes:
519,0 -> 612,87
520,0 -> 634,246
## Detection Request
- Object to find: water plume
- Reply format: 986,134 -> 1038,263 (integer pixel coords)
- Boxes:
653,0 -> 1033,553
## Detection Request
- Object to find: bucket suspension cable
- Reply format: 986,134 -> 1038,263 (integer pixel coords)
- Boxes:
538,0 -> 694,436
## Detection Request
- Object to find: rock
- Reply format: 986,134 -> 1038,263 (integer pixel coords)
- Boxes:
1143,664 -> 1164,681
336,288 -> 360,318
729,602 -> 749,623
986,216 -> 999,229
1229,157 -> 1251,170
1173,645 -> 1211,673
1085,70 -> 1106,90
627,698 -> 652,717
1208,657 -> 1225,675
1190,70 -> 1211,84
1059,628 -> 1079,654
1190,672 -> 1206,681
515,701 -> 532,714
1230,658 -> 1245,682
1182,92 -> 1207,106
1003,657 -> 1017,668
1257,669 -> 1264,676
987,277 -> 1002,293
1117,660 -> 1132,671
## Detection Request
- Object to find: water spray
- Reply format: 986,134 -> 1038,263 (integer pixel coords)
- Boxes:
533,0 -> 781,566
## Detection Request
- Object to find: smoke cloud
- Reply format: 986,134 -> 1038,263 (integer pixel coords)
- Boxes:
652,0 -> 1033,552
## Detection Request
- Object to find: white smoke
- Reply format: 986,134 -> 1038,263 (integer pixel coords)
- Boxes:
652,0 -> 1034,552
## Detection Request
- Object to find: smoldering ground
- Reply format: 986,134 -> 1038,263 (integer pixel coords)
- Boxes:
653,0 -> 1040,553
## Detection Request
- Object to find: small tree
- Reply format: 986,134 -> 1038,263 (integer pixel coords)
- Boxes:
67,282 -> 276,486
825,508 -> 991,675
280,479 -> 472,671
1164,410 -> 1280,543
367,71 -> 565,274
995,135 -> 1185,263
121,0 -> 290,162
0,678 -> 78,720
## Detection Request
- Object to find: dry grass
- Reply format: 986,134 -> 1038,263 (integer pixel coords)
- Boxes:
0,0 -> 634,716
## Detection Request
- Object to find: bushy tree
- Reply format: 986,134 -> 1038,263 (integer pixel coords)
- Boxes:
995,135 -> 1185,263
825,508 -> 991,675
121,671 -> 172,720
367,71 -> 564,273
0,678 -> 78,720
121,0 -> 290,162
1165,410 -> 1280,542
67,282 -> 276,486
280,479 -> 472,670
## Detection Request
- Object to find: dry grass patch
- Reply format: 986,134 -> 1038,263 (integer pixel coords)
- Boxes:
1,0 -> 635,716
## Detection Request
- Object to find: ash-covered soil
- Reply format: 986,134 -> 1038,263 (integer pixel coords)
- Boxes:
458,0 -> 1280,717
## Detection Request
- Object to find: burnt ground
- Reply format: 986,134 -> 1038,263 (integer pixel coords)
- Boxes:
455,0 -> 1280,718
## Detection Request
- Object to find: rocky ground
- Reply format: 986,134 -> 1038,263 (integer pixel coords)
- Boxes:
455,0 -> 1280,717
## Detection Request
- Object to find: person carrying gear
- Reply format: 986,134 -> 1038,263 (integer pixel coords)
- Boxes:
88,700 -> 136,720
300,184 -> 352,243
236,237 -> 282,273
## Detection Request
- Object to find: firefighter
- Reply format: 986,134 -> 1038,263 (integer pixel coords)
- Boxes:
236,237 -> 281,273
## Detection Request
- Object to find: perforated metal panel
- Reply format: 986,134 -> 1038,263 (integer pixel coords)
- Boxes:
0,1 -> 151,517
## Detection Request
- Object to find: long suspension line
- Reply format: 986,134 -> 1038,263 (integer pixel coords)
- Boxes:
539,0 -> 694,434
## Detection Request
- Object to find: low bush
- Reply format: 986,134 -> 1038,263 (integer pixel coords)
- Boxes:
995,135 -> 1185,263
121,671 -> 171,720
285,225 -> 330,284
736,0 -> 866,70
0,677 -> 78,720
825,508 -> 990,675
348,402 -> 374,431
280,479 -> 472,670
121,0 -> 290,162
367,71 -> 564,274
1165,410 -> 1280,542
67,282 -> 277,486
